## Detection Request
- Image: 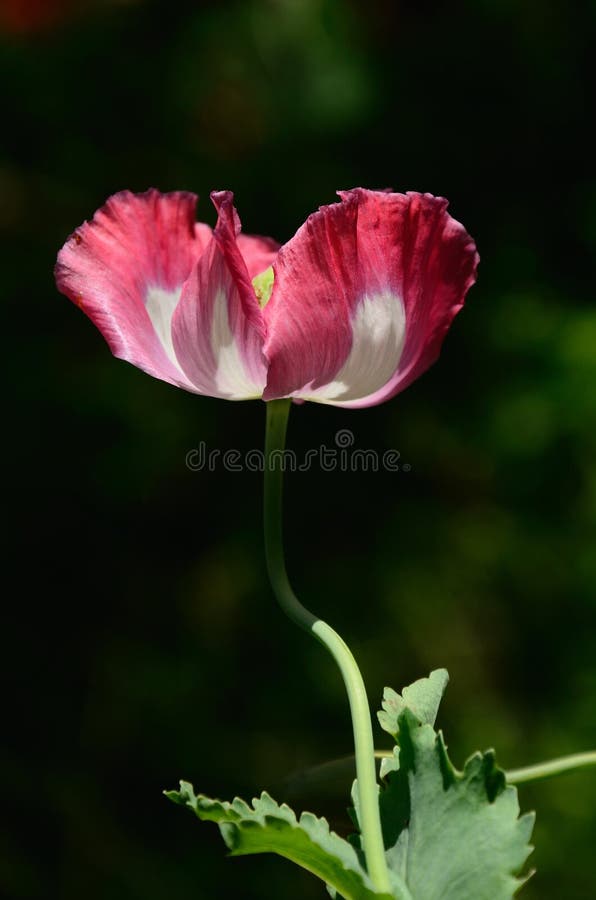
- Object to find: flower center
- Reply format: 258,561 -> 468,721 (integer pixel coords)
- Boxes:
252,266 -> 274,308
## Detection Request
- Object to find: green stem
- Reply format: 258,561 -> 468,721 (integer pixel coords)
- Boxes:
282,749 -> 596,796
506,751 -> 596,784
263,399 -> 392,896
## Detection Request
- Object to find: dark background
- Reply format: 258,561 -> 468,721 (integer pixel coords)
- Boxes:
2,0 -> 595,897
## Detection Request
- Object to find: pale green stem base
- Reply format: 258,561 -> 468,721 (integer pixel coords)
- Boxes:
263,399 -> 392,896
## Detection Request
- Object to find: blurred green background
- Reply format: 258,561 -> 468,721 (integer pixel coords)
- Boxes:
2,0 -> 595,897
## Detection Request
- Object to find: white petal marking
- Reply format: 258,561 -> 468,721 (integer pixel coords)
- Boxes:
145,285 -> 183,367
211,289 -> 264,399
302,290 -> 406,403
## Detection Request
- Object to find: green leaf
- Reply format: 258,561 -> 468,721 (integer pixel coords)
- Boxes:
352,673 -> 535,900
166,782 -> 394,900
377,669 -> 449,740
168,671 -> 534,899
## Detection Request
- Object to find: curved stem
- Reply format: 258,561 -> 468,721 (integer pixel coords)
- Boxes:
506,751 -> 596,784
263,399 -> 392,896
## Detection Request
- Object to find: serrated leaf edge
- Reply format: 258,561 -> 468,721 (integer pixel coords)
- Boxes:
166,781 -> 395,900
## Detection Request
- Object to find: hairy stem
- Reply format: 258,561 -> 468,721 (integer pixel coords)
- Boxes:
263,399 -> 392,896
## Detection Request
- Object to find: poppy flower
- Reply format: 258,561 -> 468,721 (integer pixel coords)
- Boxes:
55,188 -> 478,408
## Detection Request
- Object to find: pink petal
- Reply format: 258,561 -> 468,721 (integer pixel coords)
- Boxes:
237,233 -> 280,280
55,189 -> 210,390
263,189 -> 478,407
262,196 -> 359,400
171,191 -> 268,400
